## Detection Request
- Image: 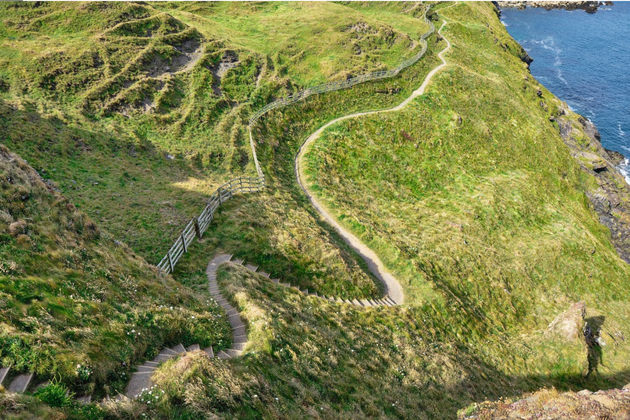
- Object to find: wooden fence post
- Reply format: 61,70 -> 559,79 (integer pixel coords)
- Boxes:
181,233 -> 187,253
167,252 -> 174,273
193,217 -> 202,238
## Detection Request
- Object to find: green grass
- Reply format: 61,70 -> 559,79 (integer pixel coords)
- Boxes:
0,145 -> 231,398
2,1 -> 630,419
0,1 -> 437,288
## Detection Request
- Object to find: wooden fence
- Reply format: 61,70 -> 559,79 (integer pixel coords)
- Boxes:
156,176 -> 264,274
248,9 -> 435,126
156,5 -> 435,274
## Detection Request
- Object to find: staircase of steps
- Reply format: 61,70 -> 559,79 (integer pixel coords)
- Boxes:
220,253 -> 399,308
125,342 -> 219,399
0,366 -> 94,404
2,253 -> 398,403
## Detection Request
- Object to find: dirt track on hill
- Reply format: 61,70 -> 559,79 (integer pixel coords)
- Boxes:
294,18 -> 453,305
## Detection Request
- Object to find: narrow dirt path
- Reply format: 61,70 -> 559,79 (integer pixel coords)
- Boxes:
295,20 -> 452,305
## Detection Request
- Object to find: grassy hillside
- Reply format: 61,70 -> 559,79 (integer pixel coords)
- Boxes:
2,1 -> 630,419
0,1 -> 433,296
0,144 -> 230,399
299,0 -> 630,396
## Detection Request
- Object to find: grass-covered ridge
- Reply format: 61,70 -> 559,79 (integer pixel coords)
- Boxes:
3,1 -> 630,419
0,144 -> 231,398
0,1 -> 437,292
300,0 -> 630,384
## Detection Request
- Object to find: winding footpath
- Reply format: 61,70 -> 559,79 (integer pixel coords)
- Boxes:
295,20 -> 452,305
124,17 -> 454,399
2,12 -> 454,403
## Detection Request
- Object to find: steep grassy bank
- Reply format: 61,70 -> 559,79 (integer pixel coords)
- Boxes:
3,1 -> 630,419
301,0 -> 630,389
0,144 -> 231,398
0,1 -> 434,297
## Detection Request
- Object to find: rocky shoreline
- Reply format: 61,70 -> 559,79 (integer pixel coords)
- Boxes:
496,1 -> 613,14
553,103 -> 630,264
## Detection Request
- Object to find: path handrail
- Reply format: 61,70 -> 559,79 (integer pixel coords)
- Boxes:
156,176 -> 265,274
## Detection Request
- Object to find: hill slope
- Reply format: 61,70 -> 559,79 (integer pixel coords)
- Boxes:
2,1 -> 630,419
0,144 -> 230,399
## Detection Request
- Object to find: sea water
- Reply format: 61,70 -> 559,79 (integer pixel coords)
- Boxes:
500,4 -> 630,181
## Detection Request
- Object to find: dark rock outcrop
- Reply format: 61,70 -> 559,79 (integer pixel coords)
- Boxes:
554,104 -> 630,264
496,1 -> 611,14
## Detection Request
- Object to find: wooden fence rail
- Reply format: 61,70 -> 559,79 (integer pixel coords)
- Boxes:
156,176 -> 265,274
156,6 -> 434,274
248,11 -> 435,126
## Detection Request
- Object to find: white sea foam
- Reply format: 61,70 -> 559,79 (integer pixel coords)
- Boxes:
618,158 -> 630,185
619,122 -> 626,137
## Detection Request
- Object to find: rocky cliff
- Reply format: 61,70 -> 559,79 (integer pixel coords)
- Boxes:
496,1 -> 612,13
552,103 -> 630,263
460,386 -> 630,419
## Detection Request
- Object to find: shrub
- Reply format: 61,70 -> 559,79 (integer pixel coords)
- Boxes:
34,382 -> 74,408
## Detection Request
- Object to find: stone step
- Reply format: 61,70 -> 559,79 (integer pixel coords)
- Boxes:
232,259 -> 244,265
8,373 -> 33,393
233,334 -> 247,342
244,264 -> 258,272
228,314 -> 243,328
352,299 -> 362,306
336,297 -> 343,303
258,272 -> 270,278
209,286 -> 220,293
343,299 -> 352,304
153,354 -> 175,363
140,362 -> 158,369
361,299 -> 372,307
0,367 -> 9,385
368,299 -> 378,306
170,344 -> 186,354
126,371 -> 153,398
233,325 -> 246,336
227,349 -> 242,357
204,346 -> 214,358
226,308 -> 238,316
211,254 -> 232,265
271,279 -> 280,284
158,348 -> 179,356
136,366 -> 156,373
217,351 -> 231,360
386,297 -> 397,306
232,342 -> 247,351
187,344 -> 200,352
76,395 -> 92,405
